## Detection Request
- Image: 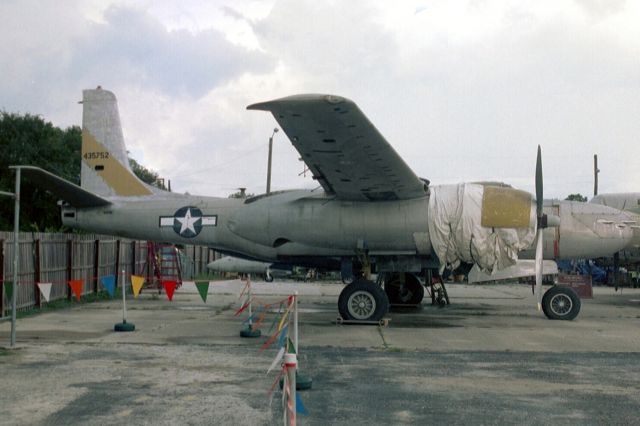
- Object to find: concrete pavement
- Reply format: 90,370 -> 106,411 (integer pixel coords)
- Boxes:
1,280 -> 640,425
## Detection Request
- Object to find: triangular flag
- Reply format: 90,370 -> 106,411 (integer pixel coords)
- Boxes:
267,347 -> 285,374
131,275 -> 145,298
296,392 -> 308,415
162,280 -> 177,301
37,282 -> 52,302
195,281 -> 209,303
68,279 -> 83,302
4,281 -> 13,302
286,337 -> 297,355
100,275 -> 116,297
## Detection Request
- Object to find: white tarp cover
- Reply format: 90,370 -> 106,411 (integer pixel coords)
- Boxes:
428,184 -> 537,274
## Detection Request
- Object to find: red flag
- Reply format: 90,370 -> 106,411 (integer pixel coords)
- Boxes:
162,280 -> 177,301
68,280 -> 83,302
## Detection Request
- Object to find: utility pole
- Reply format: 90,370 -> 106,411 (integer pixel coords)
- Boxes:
266,128 -> 279,195
594,154 -> 599,197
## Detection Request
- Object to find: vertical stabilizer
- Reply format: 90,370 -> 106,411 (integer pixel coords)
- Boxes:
81,88 -> 152,197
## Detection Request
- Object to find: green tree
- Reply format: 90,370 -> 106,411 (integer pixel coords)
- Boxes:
565,193 -> 587,202
129,157 -> 166,190
0,112 -> 81,231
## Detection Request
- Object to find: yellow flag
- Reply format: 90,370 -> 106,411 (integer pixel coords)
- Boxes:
131,275 -> 145,298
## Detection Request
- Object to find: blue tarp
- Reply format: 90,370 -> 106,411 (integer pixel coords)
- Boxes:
556,260 -> 606,283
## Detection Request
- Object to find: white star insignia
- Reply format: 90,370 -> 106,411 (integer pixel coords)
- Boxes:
176,208 -> 201,235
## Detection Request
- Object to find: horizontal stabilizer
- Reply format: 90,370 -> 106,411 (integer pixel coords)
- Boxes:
12,166 -> 111,208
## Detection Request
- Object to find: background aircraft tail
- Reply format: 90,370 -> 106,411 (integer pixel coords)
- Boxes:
81,88 -> 153,197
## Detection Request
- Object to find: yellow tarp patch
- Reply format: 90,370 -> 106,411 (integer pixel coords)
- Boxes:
82,129 -> 152,196
481,186 -> 532,228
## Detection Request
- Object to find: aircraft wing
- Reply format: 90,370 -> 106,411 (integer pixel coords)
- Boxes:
248,94 -> 428,201
13,166 -> 111,208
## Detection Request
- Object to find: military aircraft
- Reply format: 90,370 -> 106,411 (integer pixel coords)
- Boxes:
14,88 -> 635,322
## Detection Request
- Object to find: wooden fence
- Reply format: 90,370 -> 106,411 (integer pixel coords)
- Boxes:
0,232 -> 217,316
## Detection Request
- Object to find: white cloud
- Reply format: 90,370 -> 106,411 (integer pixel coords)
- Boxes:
1,0 -> 639,199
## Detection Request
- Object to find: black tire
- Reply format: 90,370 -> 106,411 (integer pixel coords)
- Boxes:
338,279 -> 389,321
385,273 -> 425,305
264,273 -> 274,283
542,286 -> 581,320
240,327 -> 262,338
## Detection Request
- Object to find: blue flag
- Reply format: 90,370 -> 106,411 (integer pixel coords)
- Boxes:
100,275 -> 116,297
278,324 -> 289,349
296,392 -> 308,415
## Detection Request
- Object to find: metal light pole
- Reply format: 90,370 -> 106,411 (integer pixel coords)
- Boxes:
266,128 -> 279,195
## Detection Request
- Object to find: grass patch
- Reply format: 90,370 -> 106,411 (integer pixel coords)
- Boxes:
0,348 -> 10,357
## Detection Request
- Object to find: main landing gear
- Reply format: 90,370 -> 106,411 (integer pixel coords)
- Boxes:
338,279 -> 390,322
384,273 -> 424,305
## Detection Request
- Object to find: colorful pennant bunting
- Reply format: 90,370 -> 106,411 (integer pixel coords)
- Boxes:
277,324 -> 289,349
100,275 -> 116,297
131,275 -> 145,297
195,281 -> 209,303
162,280 -> 177,301
68,279 -> 83,301
37,282 -> 52,302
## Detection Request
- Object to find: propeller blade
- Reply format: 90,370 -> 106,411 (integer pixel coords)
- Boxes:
535,229 -> 543,311
535,145 -> 543,218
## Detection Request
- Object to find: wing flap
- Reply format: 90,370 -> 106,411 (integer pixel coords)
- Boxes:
13,166 -> 111,208
248,94 -> 428,201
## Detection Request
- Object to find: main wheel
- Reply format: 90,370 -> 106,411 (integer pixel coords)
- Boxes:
338,279 -> 389,321
541,286 -> 581,320
264,272 -> 274,282
384,273 -> 425,305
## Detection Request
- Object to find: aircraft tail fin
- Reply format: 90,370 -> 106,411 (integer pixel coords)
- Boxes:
81,88 -> 153,197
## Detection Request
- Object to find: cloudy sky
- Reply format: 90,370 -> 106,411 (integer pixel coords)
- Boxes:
1,0 -> 639,199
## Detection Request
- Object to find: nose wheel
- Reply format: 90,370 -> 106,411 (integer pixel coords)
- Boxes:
541,286 -> 581,320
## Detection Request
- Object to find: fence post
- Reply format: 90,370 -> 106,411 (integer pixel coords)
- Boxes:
66,239 -> 73,301
34,239 -> 41,308
131,240 -> 136,277
93,239 -> 100,295
0,239 -> 4,316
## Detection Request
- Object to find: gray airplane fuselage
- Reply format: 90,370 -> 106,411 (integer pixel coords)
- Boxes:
62,188 -> 635,269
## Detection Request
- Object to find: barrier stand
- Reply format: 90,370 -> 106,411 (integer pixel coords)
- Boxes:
240,274 -> 261,338
284,353 -> 297,426
114,269 -> 135,332
292,291 -> 312,390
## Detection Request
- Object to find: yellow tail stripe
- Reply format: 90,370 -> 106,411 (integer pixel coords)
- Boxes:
82,129 -> 152,196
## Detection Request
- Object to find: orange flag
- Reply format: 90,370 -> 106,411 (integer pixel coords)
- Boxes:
68,280 -> 83,301
162,280 -> 177,301
131,275 -> 145,297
